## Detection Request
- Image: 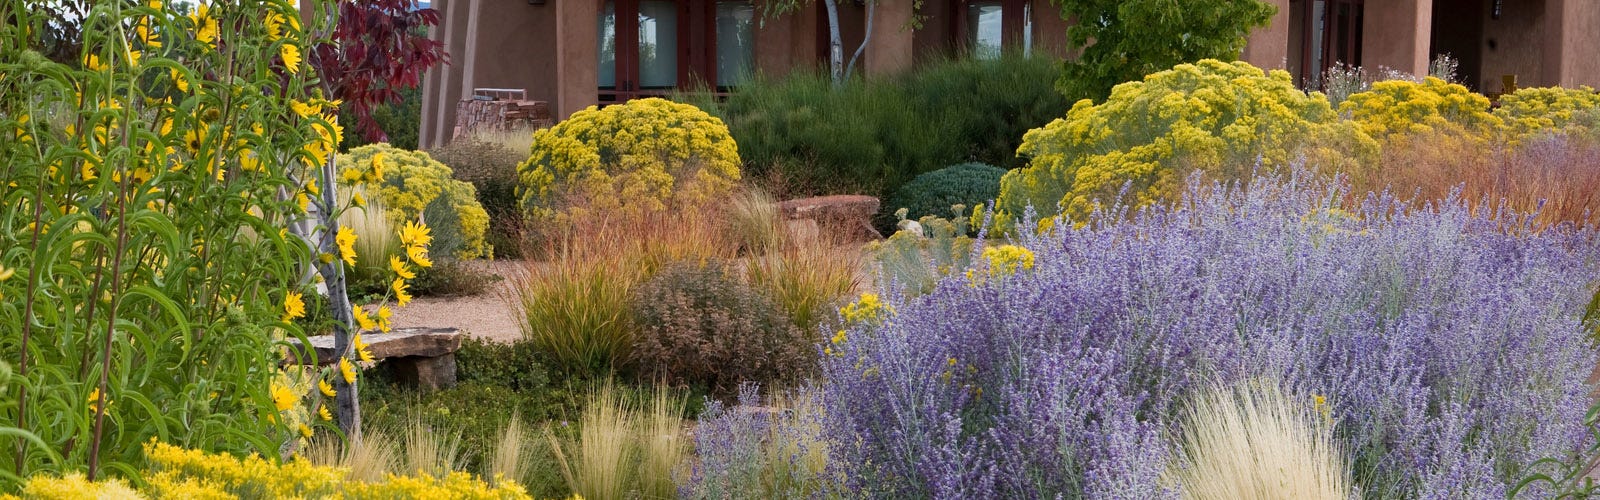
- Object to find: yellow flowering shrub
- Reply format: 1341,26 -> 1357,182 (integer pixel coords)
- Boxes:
339,144 -> 491,259
1493,85 -> 1600,137
840,293 -> 893,326
1339,77 -> 1503,140
981,245 -> 1035,277
8,473 -> 141,500
5,442 -> 534,499
993,59 -> 1375,230
517,97 -> 741,227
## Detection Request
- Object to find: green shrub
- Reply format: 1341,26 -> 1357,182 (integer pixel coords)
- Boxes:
901,54 -> 1069,169
455,338 -> 553,393
517,98 -> 742,228
1053,0 -> 1276,102
713,55 -> 1065,198
340,143 -> 493,260
340,85 -> 422,151
428,132 -> 529,259
629,261 -> 811,391
994,59 -> 1377,231
885,162 -> 1006,222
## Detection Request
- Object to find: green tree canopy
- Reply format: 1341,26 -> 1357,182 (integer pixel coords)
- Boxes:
1051,0 -> 1276,103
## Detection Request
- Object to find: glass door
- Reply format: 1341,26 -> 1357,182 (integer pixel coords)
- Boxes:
600,1 -> 752,103
958,0 -> 1033,59
599,0 -> 681,103
1298,0 -> 1363,88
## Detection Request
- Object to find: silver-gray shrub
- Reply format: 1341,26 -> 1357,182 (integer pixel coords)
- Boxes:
695,173 -> 1599,498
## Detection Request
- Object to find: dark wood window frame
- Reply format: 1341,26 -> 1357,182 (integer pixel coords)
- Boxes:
601,0 -> 748,104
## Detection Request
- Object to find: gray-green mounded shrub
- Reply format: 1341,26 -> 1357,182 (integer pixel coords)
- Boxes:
885,162 -> 1006,221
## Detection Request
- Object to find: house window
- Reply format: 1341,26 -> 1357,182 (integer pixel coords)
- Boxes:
715,1 -> 754,88
969,2 -> 1004,59
599,2 -> 617,89
961,0 -> 1032,59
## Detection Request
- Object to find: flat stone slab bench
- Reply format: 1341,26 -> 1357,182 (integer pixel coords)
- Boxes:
778,194 -> 883,242
287,327 -> 463,391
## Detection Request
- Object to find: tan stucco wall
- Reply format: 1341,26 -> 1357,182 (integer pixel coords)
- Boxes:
1479,0 -> 1545,92
1364,0 -> 1433,76
418,0 -> 447,149
865,0 -> 916,77
462,2 -> 558,106
1242,0 -> 1291,71
554,0 -> 599,119
1543,0 -> 1600,88
423,0 -> 473,148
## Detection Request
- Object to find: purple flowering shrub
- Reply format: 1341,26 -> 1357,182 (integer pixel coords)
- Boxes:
693,173 -> 1599,498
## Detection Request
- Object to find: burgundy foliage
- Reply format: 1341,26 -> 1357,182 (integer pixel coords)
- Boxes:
309,0 -> 446,143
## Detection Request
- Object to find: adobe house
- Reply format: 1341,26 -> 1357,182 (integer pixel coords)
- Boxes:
418,0 -> 1600,149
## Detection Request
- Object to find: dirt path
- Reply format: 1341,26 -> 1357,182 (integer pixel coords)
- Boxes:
391,259 -> 524,343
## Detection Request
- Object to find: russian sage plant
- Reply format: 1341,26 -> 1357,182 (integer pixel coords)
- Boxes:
710,173 -> 1599,498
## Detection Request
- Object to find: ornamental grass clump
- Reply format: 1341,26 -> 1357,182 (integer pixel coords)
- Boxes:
806,173 -> 1597,497
1168,381 -> 1350,500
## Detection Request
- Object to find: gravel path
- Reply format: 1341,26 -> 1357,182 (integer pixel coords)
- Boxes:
391,259 -> 525,343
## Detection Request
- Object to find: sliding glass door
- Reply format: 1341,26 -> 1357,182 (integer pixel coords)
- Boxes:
600,0 -> 754,103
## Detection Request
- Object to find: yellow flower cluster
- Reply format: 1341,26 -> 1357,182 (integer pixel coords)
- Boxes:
3,472 -> 141,500
840,292 -> 892,325
517,98 -> 742,228
338,144 -> 491,259
981,245 -> 1035,277
1340,77 -> 1501,140
994,59 -> 1377,230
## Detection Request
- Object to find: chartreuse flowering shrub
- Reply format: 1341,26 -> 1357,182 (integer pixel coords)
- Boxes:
993,59 -> 1376,231
0,441 -> 534,499
516,97 -> 741,227
0,0 -> 433,486
1339,76 -> 1504,140
1493,85 -> 1600,137
339,143 -> 490,259
701,173 -> 1598,497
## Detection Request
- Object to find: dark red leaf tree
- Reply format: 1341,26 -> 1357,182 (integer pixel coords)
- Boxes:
309,0 -> 446,143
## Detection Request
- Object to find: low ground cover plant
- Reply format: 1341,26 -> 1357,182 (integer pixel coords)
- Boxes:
2,440 -> 534,499
699,173 -> 1599,498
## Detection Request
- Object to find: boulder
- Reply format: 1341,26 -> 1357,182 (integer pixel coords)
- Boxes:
286,327 -> 463,392
777,195 -> 882,242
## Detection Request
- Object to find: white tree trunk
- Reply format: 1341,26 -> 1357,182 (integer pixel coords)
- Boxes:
823,0 -> 844,85
845,0 -> 876,81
